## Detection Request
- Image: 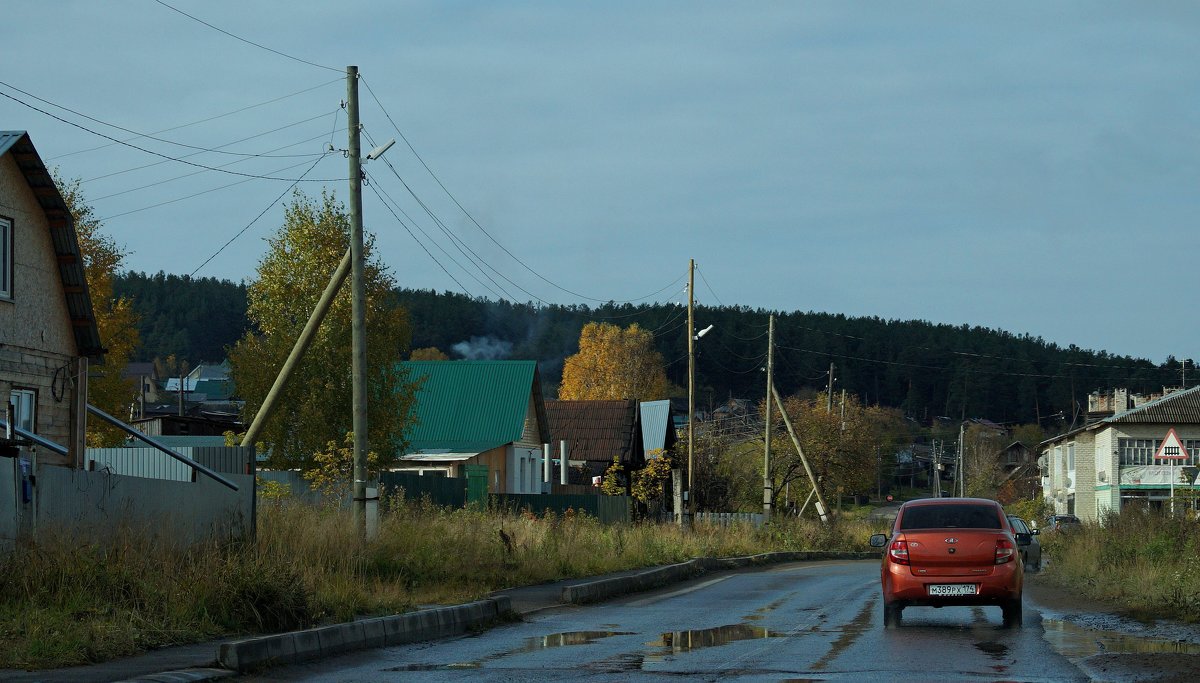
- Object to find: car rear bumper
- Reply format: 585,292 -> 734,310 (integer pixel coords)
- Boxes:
882,560 -> 1021,607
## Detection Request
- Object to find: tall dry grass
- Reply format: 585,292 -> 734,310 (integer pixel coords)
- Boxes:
1040,506 -> 1200,620
0,498 -> 881,669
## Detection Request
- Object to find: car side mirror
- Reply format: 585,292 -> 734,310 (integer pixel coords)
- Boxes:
869,533 -> 888,548
1015,532 -> 1032,547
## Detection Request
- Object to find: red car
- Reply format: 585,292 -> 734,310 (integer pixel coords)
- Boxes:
869,498 -> 1023,628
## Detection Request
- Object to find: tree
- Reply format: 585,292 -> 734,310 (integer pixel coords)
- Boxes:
228,191 -> 419,470
56,174 -> 140,446
962,424 -> 1006,498
409,347 -> 449,361
559,322 -> 673,400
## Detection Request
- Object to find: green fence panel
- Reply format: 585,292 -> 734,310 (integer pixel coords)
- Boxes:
489,493 -> 631,524
463,465 -> 489,506
380,471 -> 467,508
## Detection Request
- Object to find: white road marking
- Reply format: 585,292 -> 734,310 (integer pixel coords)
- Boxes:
625,575 -> 734,607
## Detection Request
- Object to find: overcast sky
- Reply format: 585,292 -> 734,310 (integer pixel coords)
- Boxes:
3,2 -> 1197,363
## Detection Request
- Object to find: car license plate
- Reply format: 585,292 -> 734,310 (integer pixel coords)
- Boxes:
927,584 -> 977,596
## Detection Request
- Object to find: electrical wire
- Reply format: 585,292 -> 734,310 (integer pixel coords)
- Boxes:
152,0 -> 342,74
366,180 -> 477,297
46,77 -> 342,160
361,75 -> 691,306
189,151 -> 333,276
696,264 -> 725,307
83,111 -> 337,185
90,123 -> 343,202
0,80 -> 324,159
0,89 -> 346,182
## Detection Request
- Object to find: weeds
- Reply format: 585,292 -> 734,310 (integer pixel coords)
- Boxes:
1,499 -> 876,669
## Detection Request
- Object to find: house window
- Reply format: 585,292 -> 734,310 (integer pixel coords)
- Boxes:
0,216 -> 12,300
1118,438 -> 1162,466
1067,443 -> 1075,470
9,388 -> 36,433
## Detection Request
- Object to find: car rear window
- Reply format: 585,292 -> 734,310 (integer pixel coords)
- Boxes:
899,504 -> 1002,530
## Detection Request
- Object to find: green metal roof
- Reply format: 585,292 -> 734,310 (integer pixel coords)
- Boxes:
401,360 -> 546,453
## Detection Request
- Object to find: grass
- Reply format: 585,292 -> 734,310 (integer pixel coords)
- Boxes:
1039,506 -> 1200,621
0,497 -> 885,670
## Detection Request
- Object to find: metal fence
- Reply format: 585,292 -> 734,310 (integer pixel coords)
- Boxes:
380,471 -> 469,508
489,493 -> 632,524
694,511 -> 765,528
87,446 -> 253,481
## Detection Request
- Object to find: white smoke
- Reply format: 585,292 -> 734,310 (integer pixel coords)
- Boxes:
452,336 -> 513,360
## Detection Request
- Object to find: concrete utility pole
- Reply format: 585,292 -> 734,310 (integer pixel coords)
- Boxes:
957,422 -> 965,497
347,66 -> 370,537
932,439 -> 939,498
827,363 -> 835,413
687,258 -> 696,522
763,314 -> 774,519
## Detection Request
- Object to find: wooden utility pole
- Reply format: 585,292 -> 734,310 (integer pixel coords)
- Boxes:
347,66 -> 369,536
957,422 -> 965,497
771,384 -> 829,522
687,258 -> 696,522
763,314 -> 774,519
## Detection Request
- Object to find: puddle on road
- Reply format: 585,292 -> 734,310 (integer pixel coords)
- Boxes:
1042,619 -> 1200,660
385,630 -> 634,671
646,623 -> 786,653
974,640 -> 1009,659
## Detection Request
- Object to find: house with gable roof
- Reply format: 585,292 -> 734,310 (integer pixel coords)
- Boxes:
545,399 -> 645,485
396,360 -> 549,494
1040,385 -> 1200,521
0,131 -> 104,465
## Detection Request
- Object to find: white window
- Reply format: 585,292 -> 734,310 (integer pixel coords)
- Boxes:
10,388 -> 36,433
1067,443 -> 1075,470
0,216 -> 12,299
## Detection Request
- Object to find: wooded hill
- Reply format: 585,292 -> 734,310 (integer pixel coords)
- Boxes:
115,273 -> 1183,425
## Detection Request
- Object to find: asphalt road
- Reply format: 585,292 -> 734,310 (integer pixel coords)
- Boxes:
241,560 -> 1093,682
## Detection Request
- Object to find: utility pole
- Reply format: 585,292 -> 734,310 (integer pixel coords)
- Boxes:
772,384 -> 829,522
763,314 -> 775,519
932,439 -> 939,497
687,258 -> 695,523
827,363 -> 835,413
957,422 -> 965,497
347,66 -> 369,537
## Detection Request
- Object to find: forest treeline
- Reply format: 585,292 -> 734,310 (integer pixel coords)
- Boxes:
114,274 -> 1185,425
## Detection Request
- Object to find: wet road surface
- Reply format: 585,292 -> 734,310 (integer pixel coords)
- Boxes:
242,560 -> 1098,681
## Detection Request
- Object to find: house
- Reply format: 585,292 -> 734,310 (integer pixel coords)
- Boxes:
396,360 -> 549,494
0,131 -> 104,465
545,399 -> 645,484
1040,386 -> 1200,521
122,361 -> 162,418
640,399 -> 677,460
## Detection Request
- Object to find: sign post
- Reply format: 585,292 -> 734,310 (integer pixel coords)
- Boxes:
1154,427 -> 1188,515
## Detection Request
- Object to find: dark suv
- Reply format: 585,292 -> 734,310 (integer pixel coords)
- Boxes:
1046,514 -> 1081,532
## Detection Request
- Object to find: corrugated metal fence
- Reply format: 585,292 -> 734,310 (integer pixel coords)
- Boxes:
87,446 -> 253,481
695,512 -> 765,528
490,493 -> 631,524
380,471 -> 468,508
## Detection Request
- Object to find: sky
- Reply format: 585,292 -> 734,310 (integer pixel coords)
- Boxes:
2,2 -> 1198,363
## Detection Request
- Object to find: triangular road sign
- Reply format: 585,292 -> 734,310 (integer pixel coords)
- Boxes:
1154,427 -> 1189,460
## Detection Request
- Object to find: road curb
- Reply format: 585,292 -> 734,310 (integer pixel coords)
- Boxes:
560,550 -> 877,604
216,596 -> 512,672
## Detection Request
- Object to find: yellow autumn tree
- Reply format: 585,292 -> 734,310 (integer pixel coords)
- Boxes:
56,174 -> 140,446
559,322 -> 673,400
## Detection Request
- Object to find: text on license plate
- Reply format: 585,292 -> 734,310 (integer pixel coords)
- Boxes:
927,583 -> 977,596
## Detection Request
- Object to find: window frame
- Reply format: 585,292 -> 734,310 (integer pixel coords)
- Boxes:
0,214 -> 12,300
9,387 -> 36,434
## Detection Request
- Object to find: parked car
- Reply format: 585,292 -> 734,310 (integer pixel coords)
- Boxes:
1046,514 -> 1081,532
1007,515 -> 1041,572
870,498 -> 1024,628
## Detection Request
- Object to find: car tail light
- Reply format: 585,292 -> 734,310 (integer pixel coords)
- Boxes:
889,540 -> 910,565
995,538 -> 1016,565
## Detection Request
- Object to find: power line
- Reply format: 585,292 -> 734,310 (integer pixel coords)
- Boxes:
89,122 -> 342,202
0,79 -> 324,159
0,89 -> 346,183
83,111 -> 336,185
360,75 -> 684,306
696,264 -> 725,307
189,151 -> 334,276
46,77 -> 342,160
152,0 -> 342,74
366,180 -> 477,297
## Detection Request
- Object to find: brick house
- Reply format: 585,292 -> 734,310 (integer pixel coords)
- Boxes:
0,131 -> 104,465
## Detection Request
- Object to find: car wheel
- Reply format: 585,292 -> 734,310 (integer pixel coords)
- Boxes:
1002,597 -> 1022,628
884,602 -> 903,628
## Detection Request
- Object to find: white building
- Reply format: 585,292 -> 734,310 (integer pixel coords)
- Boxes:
1040,386 -> 1200,521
